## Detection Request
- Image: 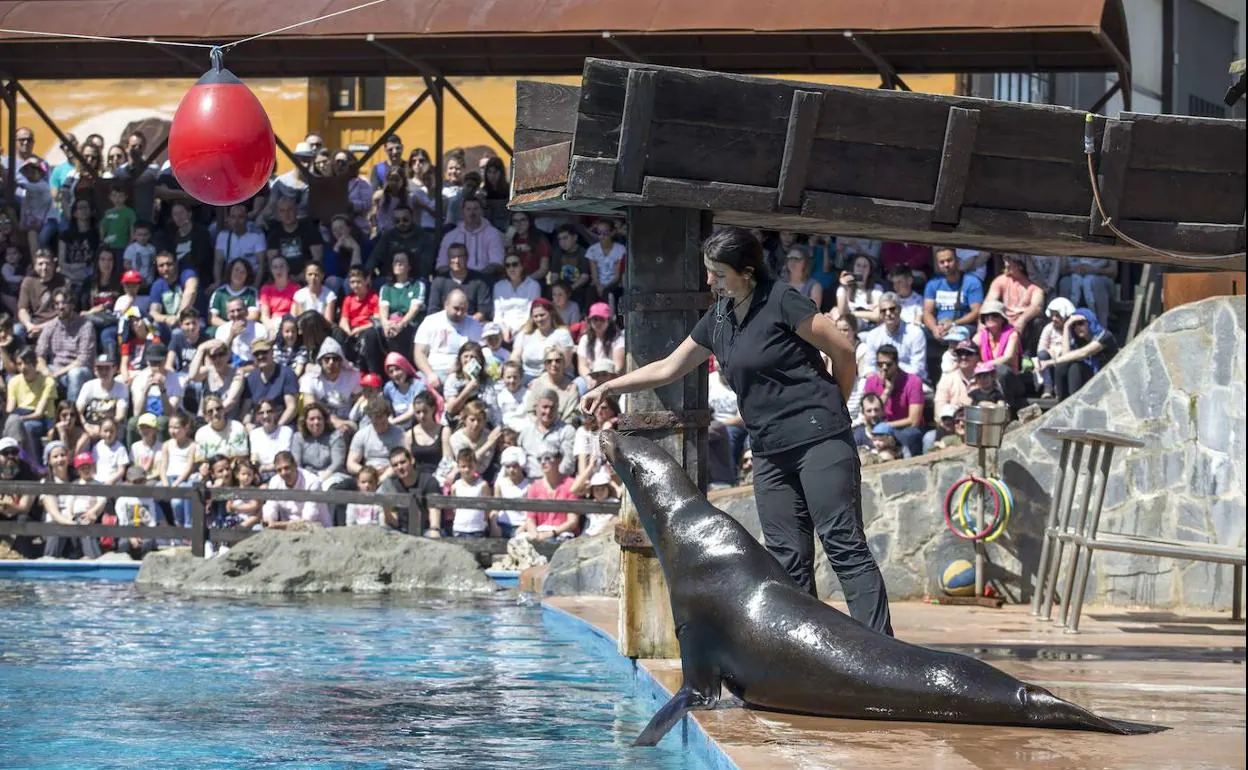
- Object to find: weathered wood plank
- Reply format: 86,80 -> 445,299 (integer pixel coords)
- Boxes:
802,191 -> 934,231
515,81 -> 581,133
614,69 -> 657,194
647,122 -> 786,187
964,155 -> 1094,216
805,140 -> 938,202
1121,111 -> 1247,173
566,156 -> 623,201
511,141 -> 572,194
1089,120 -> 1133,237
642,176 -> 777,212
1119,168 -> 1246,224
569,113 -> 622,159
1114,220 -> 1246,262
777,90 -> 823,209
515,128 -> 573,153
931,107 -> 981,225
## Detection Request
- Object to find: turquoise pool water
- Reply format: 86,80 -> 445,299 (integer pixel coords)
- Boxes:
0,582 -> 713,770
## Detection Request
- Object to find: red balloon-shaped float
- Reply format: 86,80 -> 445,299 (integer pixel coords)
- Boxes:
168,52 -> 275,207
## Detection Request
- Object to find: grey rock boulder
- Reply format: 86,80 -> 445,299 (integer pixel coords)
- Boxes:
136,526 -> 497,594
543,529 -> 621,597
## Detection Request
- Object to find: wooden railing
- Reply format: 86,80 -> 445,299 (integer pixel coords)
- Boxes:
0,480 -> 620,559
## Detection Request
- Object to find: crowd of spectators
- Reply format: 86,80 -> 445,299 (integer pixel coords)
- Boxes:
0,127 -> 1125,559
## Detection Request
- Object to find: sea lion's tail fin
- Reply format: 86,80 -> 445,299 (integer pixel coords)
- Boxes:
1026,686 -> 1169,735
633,685 -> 711,747
1092,716 -> 1170,735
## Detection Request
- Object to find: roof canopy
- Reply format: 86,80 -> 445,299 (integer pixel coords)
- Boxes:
0,0 -> 1131,80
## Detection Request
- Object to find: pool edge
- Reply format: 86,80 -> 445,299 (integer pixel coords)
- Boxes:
541,601 -> 740,770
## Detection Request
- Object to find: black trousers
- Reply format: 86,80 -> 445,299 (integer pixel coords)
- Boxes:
1055,359 -> 1096,400
752,431 -> 894,636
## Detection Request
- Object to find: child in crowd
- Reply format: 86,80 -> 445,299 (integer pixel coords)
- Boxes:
550,280 -> 582,329
868,422 -> 905,462
100,186 -> 136,250
272,315 -> 307,376
585,218 -> 626,312
159,414 -> 199,528
345,465 -> 386,526
491,446 -> 530,538
91,418 -> 130,485
479,322 -> 508,376
338,267 -> 378,361
17,162 -> 52,257
348,372 -> 385,425
932,405 -> 966,450
112,270 -> 145,317
122,222 -> 157,287
111,465 -> 160,558
130,412 -> 161,482
449,447 -> 491,537
495,361 -> 528,431
572,464 -> 621,537
969,363 -> 1008,407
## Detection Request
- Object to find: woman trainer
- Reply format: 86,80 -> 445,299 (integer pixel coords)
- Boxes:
580,227 -> 893,636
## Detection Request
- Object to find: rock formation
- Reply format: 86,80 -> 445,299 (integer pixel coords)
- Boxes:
136,526 -> 497,594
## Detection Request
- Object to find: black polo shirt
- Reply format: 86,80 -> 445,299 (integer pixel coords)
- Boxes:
691,278 -> 850,456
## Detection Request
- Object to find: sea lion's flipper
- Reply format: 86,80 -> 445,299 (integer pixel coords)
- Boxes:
632,685 -> 716,746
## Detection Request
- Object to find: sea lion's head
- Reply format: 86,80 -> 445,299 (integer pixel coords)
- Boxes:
600,429 -> 700,530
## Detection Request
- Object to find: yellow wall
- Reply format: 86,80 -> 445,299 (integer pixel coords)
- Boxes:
7,72 -> 956,175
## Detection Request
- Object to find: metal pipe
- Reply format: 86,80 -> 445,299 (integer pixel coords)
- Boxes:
10,80 -> 94,174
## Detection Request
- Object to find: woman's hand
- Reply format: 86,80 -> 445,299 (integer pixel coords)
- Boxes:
579,384 -> 608,416
839,271 -> 856,288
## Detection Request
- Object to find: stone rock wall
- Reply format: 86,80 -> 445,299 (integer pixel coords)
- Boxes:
542,529 -> 621,597
137,526 -> 498,594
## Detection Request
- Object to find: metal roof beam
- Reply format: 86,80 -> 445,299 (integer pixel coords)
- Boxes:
843,31 -> 911,92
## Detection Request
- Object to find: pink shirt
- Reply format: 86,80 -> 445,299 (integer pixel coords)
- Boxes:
863,371 -> 924,422
525,476 -> 578,530
260,282 -> 298,318
976,325 -> 1020,372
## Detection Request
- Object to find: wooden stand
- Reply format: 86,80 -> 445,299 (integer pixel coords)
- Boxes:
615,205 -> 712,660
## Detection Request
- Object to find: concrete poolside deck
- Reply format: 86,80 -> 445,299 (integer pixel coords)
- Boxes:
548,597 -> 1246,770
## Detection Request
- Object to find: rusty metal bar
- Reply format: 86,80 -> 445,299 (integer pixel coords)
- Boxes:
843,31 -> 911,92
353,85 -> 432,170
617,409 -> 712,431
10,80 -> 94,173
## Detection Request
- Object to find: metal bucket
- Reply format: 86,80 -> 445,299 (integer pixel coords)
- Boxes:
964,404 -> 1010,448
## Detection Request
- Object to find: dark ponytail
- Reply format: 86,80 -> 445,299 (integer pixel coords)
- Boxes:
701,227 -> 770,282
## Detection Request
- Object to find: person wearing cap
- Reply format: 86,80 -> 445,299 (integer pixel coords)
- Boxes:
860,291 -> 928,383
4,347 -> 56,465
111,464 -> 161,557
264,195 -> 323,278
40,447 -> 104,559
75,352 -> 129,441
113,268 -> 147,318
1038,304 -> 1119,400
922,247 -> 984,343
933,340 -> 979,420
1034,297 -> 1076,399
1,436 -> 41,558
570,463 -> 621,537
985,253 -> 1046,347
927,402 -> 963,453
973,298 -> 1025,411
969,362 -> 1008,407
412,289 -> 484,390
574,358 -> 618,401
582,228 -> 894,636
479,321 -> 508,374
127,342 -> 183,445
576,302 -> 626,379
493,251 -> 542,341
300,337 -> 362,433
241,337 -> 299,428
866,420 -> 905,462
490,445 -> 531,538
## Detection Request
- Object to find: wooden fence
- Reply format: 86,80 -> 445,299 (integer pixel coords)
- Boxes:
0,480 -> 620,559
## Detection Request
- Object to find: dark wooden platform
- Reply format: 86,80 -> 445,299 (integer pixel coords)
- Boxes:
511,59 -> 1246,271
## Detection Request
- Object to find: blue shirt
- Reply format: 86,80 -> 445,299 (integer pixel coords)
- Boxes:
245,364 -> 298,407
149,269 -> 197,315
924,273 -> 984,323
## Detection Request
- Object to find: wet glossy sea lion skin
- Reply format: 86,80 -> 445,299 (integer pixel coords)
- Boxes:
599,429 -> 1167,747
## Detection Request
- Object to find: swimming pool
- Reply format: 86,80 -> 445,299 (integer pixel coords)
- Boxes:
0,581 -> 716,769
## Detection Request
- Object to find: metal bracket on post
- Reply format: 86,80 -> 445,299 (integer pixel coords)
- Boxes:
614,526 -> 654,551
617,409 -> 711,432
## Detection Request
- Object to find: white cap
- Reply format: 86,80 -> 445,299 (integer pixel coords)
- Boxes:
500,446 -> 527,467
937,403 -> 960,420
589,468 -> 613,487
590,359 -> 617,375
0,437 -> 20,453
1046,297 -> 1076,319
482,322 -> 503,337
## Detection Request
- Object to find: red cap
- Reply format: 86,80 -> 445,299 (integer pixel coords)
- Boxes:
73,452 -> 95,468
360,372 -> 383,388
121,270 -> 143,285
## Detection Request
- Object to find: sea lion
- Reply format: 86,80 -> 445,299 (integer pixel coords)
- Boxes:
599,429 -> 1167,746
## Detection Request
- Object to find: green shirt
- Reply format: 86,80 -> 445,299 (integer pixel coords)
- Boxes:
379,281 -> 426,323
210,284 -> 259,321
100,205 -> 136,249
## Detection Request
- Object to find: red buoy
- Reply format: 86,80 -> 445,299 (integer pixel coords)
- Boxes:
168,52 -> 275,207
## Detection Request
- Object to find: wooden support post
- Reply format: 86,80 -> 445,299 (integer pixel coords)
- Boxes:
614,69 -> 656,194
617,205 -> 711,660
1089,119 -> 1133,237
190,486 -> 207,558
930,107 -> 980,226
777,90 -> 823,211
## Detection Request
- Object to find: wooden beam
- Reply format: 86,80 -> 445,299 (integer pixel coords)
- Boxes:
613,68 -> 657,194
514,81 -> 581,151
1089,119 -> 1133,237
511,141 -> 572,195
777,90 -> 823,210
930,106 -> 981,226
642,176 -> 776,212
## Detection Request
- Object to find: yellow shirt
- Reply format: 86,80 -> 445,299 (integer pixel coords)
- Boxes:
8,373 -> 56,419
